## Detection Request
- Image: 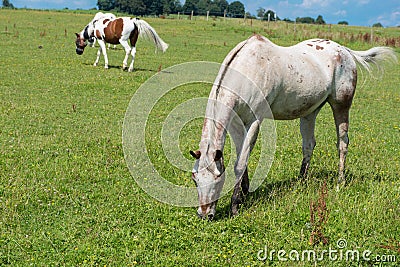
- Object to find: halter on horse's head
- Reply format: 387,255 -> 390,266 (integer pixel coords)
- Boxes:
75,22 -> 95,55
75,32 -> 87,55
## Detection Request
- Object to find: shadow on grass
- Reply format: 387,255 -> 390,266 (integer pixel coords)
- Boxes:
213,167 -> 388,221
82,62 -> 158,72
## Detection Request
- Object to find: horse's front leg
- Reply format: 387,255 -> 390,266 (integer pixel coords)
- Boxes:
95,40 -> 108,69
93,47 -> 101,67
231,120 -> 260,216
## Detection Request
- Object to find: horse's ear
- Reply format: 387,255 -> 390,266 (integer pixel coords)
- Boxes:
214,150 -> 223,161
190,150 -> 201,159
75,33 -> 80,37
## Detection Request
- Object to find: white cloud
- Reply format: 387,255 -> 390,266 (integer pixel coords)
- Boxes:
390,11 -> 400,20
334,10 -> 347,16
299,0 -> 331,8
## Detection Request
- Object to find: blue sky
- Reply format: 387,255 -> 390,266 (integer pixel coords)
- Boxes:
9,0 -> 400,27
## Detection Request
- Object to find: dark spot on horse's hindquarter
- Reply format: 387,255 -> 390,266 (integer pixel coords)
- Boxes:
316,45 -> 324,50
334,52 -> 342,63
307,44 -> 313,47
254,33 -> 265,42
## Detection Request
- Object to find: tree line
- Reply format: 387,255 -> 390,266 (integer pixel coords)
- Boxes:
257,8 -> 329,25
97,0 -> 246,17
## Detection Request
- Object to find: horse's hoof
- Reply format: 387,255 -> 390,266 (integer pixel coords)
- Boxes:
128,68 -> 134,72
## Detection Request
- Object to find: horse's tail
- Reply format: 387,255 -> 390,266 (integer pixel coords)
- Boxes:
134,18 -> 168,52
346,46 -> 397,73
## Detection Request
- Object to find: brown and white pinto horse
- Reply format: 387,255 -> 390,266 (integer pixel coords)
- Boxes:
75,17 -> 168,72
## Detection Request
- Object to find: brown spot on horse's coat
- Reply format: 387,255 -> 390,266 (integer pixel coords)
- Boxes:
103,18 -> 124,44
307,44 -> 313,47
130,24 -> 139,46
334,52 -> 342,63
200,205 -> 208,215
316,45 -> 324,50
254,34 -> 265,42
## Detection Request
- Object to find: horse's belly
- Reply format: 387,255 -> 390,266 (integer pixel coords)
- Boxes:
269,89 -> 329,120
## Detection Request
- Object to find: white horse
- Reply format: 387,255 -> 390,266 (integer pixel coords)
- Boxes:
88,12 -> 117,49
75,17 -> 168,72
190,34 -> 397,219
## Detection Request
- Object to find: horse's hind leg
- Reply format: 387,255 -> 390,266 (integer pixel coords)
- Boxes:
128,29 -> 139,72
330,104 -> 350,186
120,41 -> 131,70
299,109 -> 320,178
128,46 -> 137,72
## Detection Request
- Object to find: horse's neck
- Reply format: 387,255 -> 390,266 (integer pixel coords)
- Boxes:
200,118 -> 226,154
81,25 -> 92,40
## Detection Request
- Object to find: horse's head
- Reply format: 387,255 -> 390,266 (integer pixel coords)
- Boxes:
190,149 -> 225,220
75,33 -> 87,55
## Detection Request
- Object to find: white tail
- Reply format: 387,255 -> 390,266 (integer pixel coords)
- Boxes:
134,18 -> 169,53
346,46 -> 398,73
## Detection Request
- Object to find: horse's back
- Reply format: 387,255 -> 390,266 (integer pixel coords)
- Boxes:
216,35 -> 357,120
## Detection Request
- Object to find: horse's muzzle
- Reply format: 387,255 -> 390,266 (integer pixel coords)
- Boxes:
76,48 -> 84,55
197,205 -> 215,221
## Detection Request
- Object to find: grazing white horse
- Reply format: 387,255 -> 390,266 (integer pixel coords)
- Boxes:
75,17 -> 168,72
88,12 -> 117,49
190,34 -> 397,219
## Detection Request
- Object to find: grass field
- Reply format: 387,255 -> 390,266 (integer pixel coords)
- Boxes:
0,9 -> 399,266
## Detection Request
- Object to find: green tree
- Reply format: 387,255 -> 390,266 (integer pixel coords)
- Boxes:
315,15 -> 325,24
183,0 -> 199,15
228,1 -> 245,18
3,0 -> 14,8
372,22 -> 383,27
131,0 -> 147,15
215,0 -> 228,13
263,10 -> 279,21
296,17 -> 315,24
338,21 -> 348,25
197,0 -> 211,15
256,7 -> 265,18
164,0 -> 182,14
147,0 -> 163,15
97,0 -> 115,11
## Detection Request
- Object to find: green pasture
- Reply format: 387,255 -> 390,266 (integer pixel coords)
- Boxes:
0,9 -> 399,266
